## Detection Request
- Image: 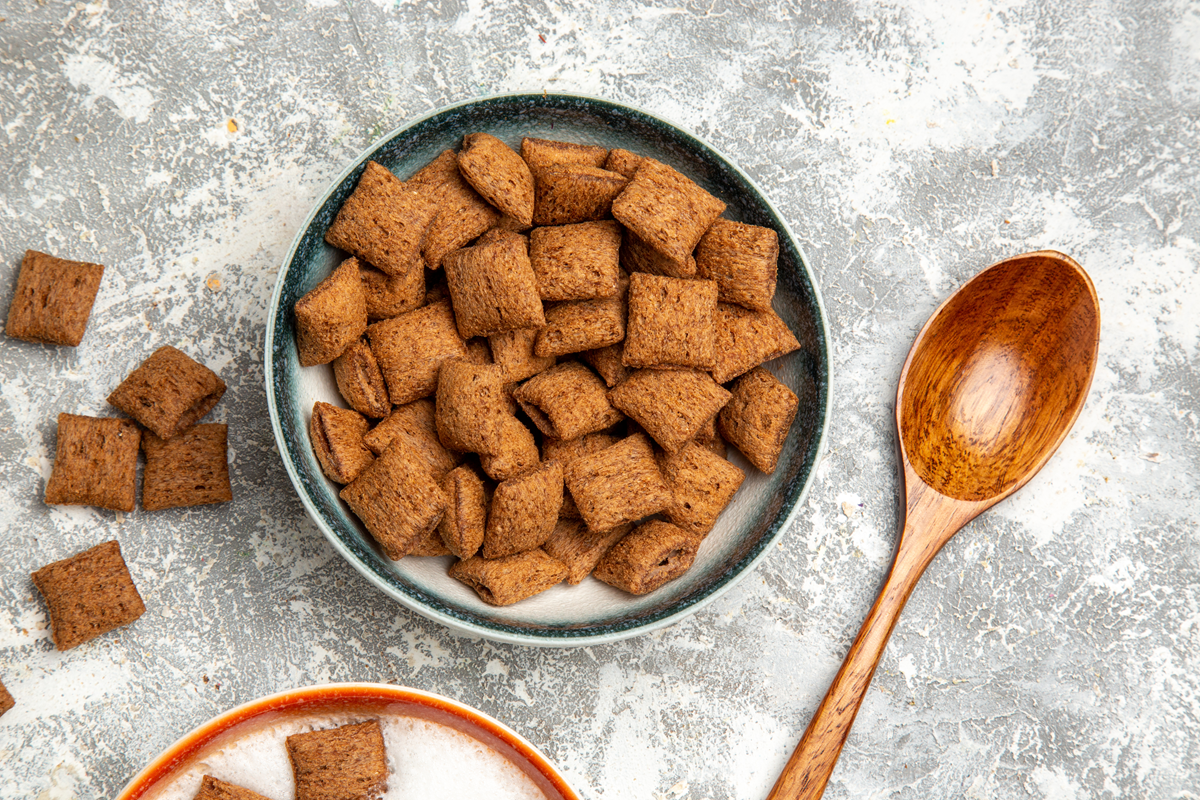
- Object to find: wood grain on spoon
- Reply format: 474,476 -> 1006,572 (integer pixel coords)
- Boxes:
767,250 -> 1100,800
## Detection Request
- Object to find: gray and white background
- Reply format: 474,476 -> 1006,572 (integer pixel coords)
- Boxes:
1,1 -> 1198,798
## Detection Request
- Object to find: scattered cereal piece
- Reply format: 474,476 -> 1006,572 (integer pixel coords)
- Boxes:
612,158 -> 725,273
623,273 -> 718,369
340,439 -> 448,560
293,258 -> 369,367
286,720 -> 388,800
31,540 -> 145,650
532,166 -> 629,227
593,520 -> 700,595
489,327 -> 555,383
108,345 -> 226,440
5,249 -> 104,346
363,399 -> 460,478
710,302 -> 801,385
443,233 -> 545,339
438,464 -> 487,559
193,775 -> 272,800
310,402 -> 375,485
542,519 -> 632,585
514,361 -> 623,441
608,368 -> 731,454
142,423 -> 233,511
483,461 -> 564,558
325,160 -> 436,277
534,295 -> 625,358
564,433 -> 671,531
333,339 -> 391,419
457,133 -> 535,227
449,549 -> 568,606
718,366 -> 799,474
359,260 -> 424,320
529,220 -> 622,301
695,217 -> 779,311
367,299 -> 467,405
659,441 -> 745,535
0,677 -> 13,718
44,414 -> 140,512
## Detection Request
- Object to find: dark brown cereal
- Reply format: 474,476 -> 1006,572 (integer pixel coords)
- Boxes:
483,461 -> 564,558
620,229 -> 698,279
604,148 -> 644,179
333,339 -> 391,419
534,296 -> 625,359
367,299 -> 467,405
695,217 -> 779,311
442,233 -> 545,339
325,160 -> 436,277
607,368 -> 732,454
408,150 -> 502,270
658,441 -> 745,535
528,220 -> 623,301
194,775 -> 272,800
340,438 -> 448,561
0,677 -> 13,718
623,273 -> 718,369
542,519 -> 633,585
541,431 -> 620,519
710,302 -> 801,384
611,158 -> 725,272
563,433 -> 671,531
489,327 -> 555,383
514,361 -> 624,441
141,423 -> 233,511
532,166 -> 629,227
309,402 -> 375,485
477,415 -> 541,482
433,359 -> 512,455
359,260 -> 424,320
286,720 -> 388,800
438,464 -> 487,559
44,414 -> 140,512
31,540 -> 145,651
449,549 -> 568,606
581,343 -> 631,388
718,366 -> 799,474
520,137 -> 608,173
5,249 -> 104,346
593,520 -> 700,595
108,345 -> 226,440
456,133 -> 535,227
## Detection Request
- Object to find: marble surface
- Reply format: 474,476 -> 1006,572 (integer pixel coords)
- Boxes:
1,1 -> 1197,798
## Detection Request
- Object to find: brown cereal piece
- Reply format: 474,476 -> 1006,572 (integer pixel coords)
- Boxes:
718,366 -> 800,474
604,148 -> 643,179
294,258 -> 368,367
325,160 -> 435,277
541,432 -> 620,519
581,343 -> 630,388
611,158 -> 725,272
0,677 -> 13,718
434,359 -> 513,455
194,775 -> 272,800
438,464 -> 487,559
5,250 -> 104,346
359,261 -> 424,320
608,368 -> 732,454
514,361 -> 623,441
340,438 -> 448,560
489,328 -> 555,383
310,402 -> 375,485
529,220 -> 622,301
31,540 -> 145,651
542,519 -> 632,585
367,299 -> 467,405
564,433 -> 671,531
520,137 -> 608,173
44,414 -> 140,512
483,461 -> 564,558
407,526 -> 453,557
333,340 -> 391,418
443,234 -> 545,339
532,166 -> 629,227
477,415 -> 540,481
620,229 -> 698,279
409,150 -> 502,269
456,133 -> 535,227
141,423 -> 232,511
534,296 -> 625,358
363,399 -> 460,479
108,346 -> 226,440
695,218 -> 779,311
659,441 -> 745,535
449,549 -> 568,606
287,720 -> 388,800
711,302 -> 801,384
593,520 -> 700,595
624,273 -> 718,369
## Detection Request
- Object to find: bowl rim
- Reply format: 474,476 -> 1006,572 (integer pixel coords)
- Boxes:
116,682 -> 579,800
265,91 -> 833,647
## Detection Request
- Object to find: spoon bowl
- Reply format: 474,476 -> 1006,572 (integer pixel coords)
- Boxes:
768,250 -> 1100,800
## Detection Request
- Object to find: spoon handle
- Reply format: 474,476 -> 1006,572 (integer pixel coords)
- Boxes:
765,537 -> 941,800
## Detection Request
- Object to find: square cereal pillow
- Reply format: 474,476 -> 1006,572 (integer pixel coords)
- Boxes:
31,540 -> 145,650
44,414 -> 141,512
695,217 -> 779,312
449,549 -> 568,606
443,232 -> 545,339
340,438 -> 448,560
456,133 -> 535,227
623,273 -> 718,369
612,158 -> 725,272
529,220 -> 622,301
608,368 -> 731,454
367,299 -> 467,405
593,520 -> 700,595
718,366 -> 800,474
408,150 -> 501,269
142,423 -> 233,511
310,402 -> 375,485
483,461 -> 564,558
293,257 -> 369,367
711,302 -> 801,384
286,720 -> 388,800
563,432 -> 671,532
325,160 -> 436,277
514,361 -> 623,442
107,345 -> 226,440
5,250 -> 104,346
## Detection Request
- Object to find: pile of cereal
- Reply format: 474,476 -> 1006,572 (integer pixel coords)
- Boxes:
296,135 -> 801,606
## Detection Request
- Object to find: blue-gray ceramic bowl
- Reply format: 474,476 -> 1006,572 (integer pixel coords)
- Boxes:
265,93 -> 830,647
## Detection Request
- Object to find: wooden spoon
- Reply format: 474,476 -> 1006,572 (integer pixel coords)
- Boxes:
767,250 -> 1100,800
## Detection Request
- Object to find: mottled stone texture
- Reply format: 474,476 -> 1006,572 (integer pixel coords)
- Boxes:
1,2 -> 1196,800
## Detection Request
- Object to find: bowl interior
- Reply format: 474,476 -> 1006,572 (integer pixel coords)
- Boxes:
266,94 -> 830,646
